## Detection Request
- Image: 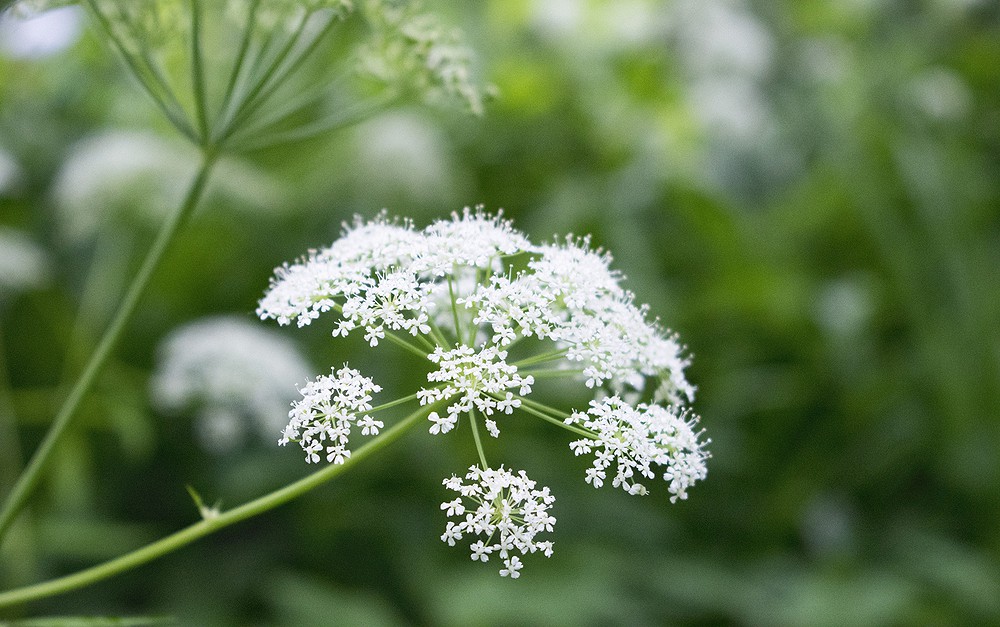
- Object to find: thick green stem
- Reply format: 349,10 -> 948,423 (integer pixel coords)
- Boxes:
0,153 -> 218,548
0,403 -> 434,608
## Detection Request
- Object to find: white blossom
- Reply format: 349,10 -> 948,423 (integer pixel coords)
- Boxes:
566,396 -> 709,502
358,0 -> 490,115
440,465 -> 556,577
0,3 -> 83,60
281,365 -> 383,464
420,344 -> 532,437
52,130 -> 282,244
151,316 -> 313,453
261,208 -> 709,577
0,228 -> 49,297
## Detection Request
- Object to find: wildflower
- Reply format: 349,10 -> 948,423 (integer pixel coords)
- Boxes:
440,465 -> 556,578
150,316 -> 313,453
421,344 -> 532,437
359,0 -> 490,115
565,396 -> 709,501
281,365 -> 382,464
260,208 -> 709,576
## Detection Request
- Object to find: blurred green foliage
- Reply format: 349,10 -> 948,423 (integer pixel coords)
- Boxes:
1,0 -> 998,624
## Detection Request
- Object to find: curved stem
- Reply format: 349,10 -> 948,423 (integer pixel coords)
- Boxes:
0,153 -> 218,548
0,402 -> 435,608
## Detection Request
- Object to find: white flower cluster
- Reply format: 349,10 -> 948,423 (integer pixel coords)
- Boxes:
260,209 -> 709,576
465,237 -> 695,400
358,0 -> 489,115
151,316 -> 313,453
280,365 -> 383,464
440,465 -> 556,578
420,345 -> 534,438
565,396 -> 709,502
0,227 -> 49,297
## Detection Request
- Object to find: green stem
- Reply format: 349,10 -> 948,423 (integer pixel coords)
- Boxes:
226,9 -> 341,138
0,329 -> 24,495
189,0 -> 211,143
369,392 -> 419,414
0,152 -> 218,548
0,403 -> 434,608
215,0 -> 260,134
215,9 -> 311,143
383,331 -> 430,360
512,348 -> 569,368
519,368 -> 583,379
467,410 -> 488,469
515,396 -> 593,439
84,0 -> 197,142
447,275 -> 463,341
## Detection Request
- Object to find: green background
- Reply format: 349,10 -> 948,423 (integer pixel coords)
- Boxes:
1,0 -> 998,624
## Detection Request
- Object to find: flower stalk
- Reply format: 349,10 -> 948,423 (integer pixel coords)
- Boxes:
0,152 -> 217,547
0,401 -> 436,608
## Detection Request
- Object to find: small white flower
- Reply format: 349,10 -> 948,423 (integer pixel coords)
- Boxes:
566,396 -> 710,501
499,556 -> 523,579
440,466 -> 556,577
280,365 -> 382,464
420,344 -> 532,437
427,411 -> 458,435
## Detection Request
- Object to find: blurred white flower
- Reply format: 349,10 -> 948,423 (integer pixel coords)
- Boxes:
0,4 -> 83,59
261,209 -> 709,576
813,277 -> 874,339
688,76 -> 772,141
52,131 -> 198,243
352,111 -> 455,203
670,0 -> 773,80
530,0 -> 666,50
151,316 -> 313,454
909,67 -> 972,122
51,130 -> 284,243
0,147 -> 23,197
0,228 -> 49,296
530,0 -> 583,37
359,0 -> 488,115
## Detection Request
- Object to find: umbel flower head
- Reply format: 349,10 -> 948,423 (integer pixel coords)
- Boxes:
259,208 -> 710,576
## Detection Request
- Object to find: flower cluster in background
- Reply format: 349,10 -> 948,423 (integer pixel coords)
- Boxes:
258,209 -> 709,575
150,316 -> 313,453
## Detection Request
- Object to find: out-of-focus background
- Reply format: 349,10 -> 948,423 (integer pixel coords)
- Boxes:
1,0 -> 998,624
